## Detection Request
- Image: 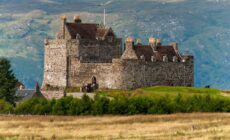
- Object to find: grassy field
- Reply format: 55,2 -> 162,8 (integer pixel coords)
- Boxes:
0,113 -> 229,140
97,86 -> 225,98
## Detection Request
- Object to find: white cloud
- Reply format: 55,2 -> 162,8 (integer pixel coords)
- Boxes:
38,0 -> 60,4
141,0 -> 185,3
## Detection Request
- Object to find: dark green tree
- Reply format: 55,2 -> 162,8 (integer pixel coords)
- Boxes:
0,58 -> 18,105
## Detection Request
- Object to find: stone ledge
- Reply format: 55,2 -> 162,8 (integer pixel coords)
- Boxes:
41,90 -> 65,100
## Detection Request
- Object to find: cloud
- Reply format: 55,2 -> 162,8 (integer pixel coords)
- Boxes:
207,0 -> 230,2
142,0 -> 185,3
38,0 -> 60,4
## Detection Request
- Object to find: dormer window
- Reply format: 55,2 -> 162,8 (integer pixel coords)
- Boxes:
106,31 -> 115,42
173,56 -> 178,62
140,55 -> 145,60
163,55 -> 168,62
151,56 -> 156,62
107,36 -> 114,42
76,33 -> 81,39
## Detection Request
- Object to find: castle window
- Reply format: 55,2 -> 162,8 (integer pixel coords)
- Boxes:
107,36 -> 114,43
140,55 -> 145,61
76,33 -> 81,39
106,31 -> 115,43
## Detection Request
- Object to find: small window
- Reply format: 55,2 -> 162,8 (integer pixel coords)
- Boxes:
107,36 -> 113,42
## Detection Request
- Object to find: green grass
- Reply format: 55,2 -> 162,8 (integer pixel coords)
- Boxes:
65,87 -> 81,93
97,86 -> 223,99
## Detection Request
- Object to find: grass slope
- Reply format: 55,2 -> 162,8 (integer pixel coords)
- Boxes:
97,86 -> 223,98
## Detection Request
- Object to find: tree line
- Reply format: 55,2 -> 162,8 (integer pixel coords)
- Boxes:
0,58 -> 230,115
0,93 -> 230,115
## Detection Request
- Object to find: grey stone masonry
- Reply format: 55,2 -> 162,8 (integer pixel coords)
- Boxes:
41,16 -> 194,99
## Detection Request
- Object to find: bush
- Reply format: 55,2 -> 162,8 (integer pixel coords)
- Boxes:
92,96 -> 110,115
0,99 -> 13,114
109,97 -> 129,114
15,98 -> 51,115
12,93 -> 230,115
52,96 -> 75,115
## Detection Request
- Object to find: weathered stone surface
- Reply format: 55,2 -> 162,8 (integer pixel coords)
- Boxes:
41,18 -> 194,99
41,90 -> 65,99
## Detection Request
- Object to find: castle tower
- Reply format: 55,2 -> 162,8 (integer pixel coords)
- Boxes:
121,37 -> 138,59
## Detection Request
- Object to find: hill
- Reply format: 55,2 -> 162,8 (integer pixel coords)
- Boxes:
97,86 -> 225,98
0,0 -> 230,89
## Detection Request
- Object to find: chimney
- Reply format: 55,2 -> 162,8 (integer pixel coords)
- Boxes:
149,37 -> 157,51
60,15 -> 67,39
74,16 -> 82,23
121,37 -> 138,60
156,38 -> 161,47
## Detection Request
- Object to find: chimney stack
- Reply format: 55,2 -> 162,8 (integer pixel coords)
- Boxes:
74,15 -> 82,23
121,37 -> 138,60
149,37 -> 157,51
156,38 -> 161,46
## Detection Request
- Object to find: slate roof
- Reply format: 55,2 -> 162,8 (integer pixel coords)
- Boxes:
65,23 -> 110,40
16,82 -> 45,101
16,89 -> 35,101
134,44 -> 181,62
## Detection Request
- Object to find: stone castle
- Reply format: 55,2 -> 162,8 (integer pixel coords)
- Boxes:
41,16 -> 193,98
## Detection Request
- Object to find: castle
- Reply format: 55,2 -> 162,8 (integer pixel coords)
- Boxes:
41,16 -> 194,99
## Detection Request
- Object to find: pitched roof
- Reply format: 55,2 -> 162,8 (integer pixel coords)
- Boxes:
66,23 -> 98,39
16,89 -> 35,100
96,28 -> 109,39
133,44 -> 181,62
65,22 -> 113,40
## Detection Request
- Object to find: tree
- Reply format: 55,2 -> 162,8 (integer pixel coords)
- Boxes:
0,58 -> 18,105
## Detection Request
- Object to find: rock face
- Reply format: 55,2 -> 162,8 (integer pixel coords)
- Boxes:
42,16 -> 194,99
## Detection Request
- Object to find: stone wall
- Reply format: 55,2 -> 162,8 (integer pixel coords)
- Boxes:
77,39 -> 122,63
42,38 -> 193,93
42,40 -> 67,88
110,59 -> 194,89
68,58 -> 113,88
66,58 -> 193,90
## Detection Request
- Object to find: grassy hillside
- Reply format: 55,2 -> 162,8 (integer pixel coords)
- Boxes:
97,86 -> 224,98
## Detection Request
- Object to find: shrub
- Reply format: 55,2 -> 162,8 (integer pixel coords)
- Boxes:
12,92 -> 230,115
52,96 -> 75,115
109,97 -> 129,114
92,96 -> 110,115
0,99 -> 13,114
15,98 -> 51,115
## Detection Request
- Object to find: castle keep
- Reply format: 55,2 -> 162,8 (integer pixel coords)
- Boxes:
42,16 -> 193,98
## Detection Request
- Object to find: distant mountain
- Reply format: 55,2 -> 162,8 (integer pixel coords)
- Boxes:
0,0 -> 230,89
